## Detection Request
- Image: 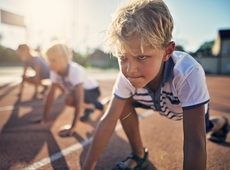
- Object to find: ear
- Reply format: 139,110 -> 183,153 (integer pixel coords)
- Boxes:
163,41 -> 175,61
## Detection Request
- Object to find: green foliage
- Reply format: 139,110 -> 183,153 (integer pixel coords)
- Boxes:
194,40 -> 215,57
72,50 -> 86,66
0,45 -> 21,63
0,44 -> 118,69
83,49 -> 119,69
200,40 -> 214,50
175,45 -> 185,52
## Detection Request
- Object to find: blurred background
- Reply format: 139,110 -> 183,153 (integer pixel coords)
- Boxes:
0,0 -> 230,73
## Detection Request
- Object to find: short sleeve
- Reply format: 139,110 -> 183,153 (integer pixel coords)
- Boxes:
24,57 -> 41,69
32,57 -> 41,66
112,72 -> 135,100
177,66 -> 210,110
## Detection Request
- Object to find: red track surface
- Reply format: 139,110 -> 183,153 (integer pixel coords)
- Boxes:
0,75 -> 230,170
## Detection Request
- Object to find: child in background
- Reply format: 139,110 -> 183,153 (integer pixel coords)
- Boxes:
17,44 -> 50,99
82,0 -> 229,169
42,42 -> 104,137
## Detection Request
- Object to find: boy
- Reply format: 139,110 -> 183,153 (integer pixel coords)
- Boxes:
82,0 -> 229,169
43,42 -> 104,137
17,44 -> 50,99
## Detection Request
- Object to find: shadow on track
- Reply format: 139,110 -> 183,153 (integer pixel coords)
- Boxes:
76,107 -> 157,169
0,95 -> 68,170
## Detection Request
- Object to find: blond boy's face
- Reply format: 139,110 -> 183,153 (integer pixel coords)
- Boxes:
47,53 -> 68,73
118,42 -> 174,88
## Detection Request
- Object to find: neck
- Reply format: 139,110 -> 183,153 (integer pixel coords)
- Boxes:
58,63 -> 68,76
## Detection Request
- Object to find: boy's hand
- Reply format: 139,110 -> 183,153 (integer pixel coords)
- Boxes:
58,125 -> 75,137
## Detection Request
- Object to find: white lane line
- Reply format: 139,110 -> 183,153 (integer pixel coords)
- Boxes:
23,110 -> 154,170
0,105 -> 14,112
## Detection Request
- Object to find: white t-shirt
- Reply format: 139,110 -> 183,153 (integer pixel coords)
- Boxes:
113,51 -> 210,120
50,62 -> 98,91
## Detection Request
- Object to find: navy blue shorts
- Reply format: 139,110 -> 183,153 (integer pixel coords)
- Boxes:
133,102 -> 214,133
84,87 -> 103,110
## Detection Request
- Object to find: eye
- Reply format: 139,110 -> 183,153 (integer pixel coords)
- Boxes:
137,56 -> 147,60
119,56 -> 126,60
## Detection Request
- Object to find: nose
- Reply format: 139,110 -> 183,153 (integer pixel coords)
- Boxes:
126,60 -> 138,74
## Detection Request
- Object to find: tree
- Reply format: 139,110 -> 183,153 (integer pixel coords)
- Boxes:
0,34 -> 2,45
175,45 -> 185,52
0,45 -> 21,63
195,40 -> 214,57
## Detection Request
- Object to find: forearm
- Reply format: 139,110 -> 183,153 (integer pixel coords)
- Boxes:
71,105 -> 81,128
43,93 -> 54,121
19,80 -> 24,94
34,76 -> 39,94
82,118 -> 118,170
19,74 -> 26,93
20,67 -> 27,94
183,138 -> 207,170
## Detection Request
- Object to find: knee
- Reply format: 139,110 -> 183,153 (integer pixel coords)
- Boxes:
65,95 -> 74,106
25,77 -> 36,84
23,76 -> 29,82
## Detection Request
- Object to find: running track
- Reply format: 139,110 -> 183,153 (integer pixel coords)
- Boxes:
0,68 -> 229,170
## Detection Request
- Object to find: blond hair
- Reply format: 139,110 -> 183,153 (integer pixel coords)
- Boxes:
45,41 -> 73,60
106,0 -> 173,56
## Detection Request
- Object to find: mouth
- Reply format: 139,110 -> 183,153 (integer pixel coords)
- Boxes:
126,76 -> 144,84
126,76 -> 145,88
126,75 -> 143,80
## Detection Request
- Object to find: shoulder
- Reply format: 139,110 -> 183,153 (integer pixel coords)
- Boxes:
171,51 -> 205,79
115,72 -> 131,86
67,62 -> 87,82
169,52 -> 209,106
69,62 -> 85,73
113,72 -> 136,98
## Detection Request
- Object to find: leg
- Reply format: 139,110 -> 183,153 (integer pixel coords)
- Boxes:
65,93 -> 75,106
205,107 -> 229,142
24,76 -> 48,96
65,93 -> 94,122
23,76 -> 39,97
85,87 -> 104,110
119,97 -> 145,168
80,88 -> 102,122
210,117 -> 227,132
65,93 -> 94,109
40,79 -> 49,95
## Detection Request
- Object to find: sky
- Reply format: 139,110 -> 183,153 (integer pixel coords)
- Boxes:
0,0 -> 230,53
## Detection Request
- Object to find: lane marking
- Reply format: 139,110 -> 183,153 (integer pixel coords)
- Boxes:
23,110 -> 154,170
